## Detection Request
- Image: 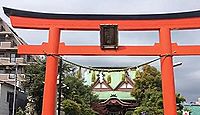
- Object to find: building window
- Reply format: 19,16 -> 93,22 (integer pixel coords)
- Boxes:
9,74 -> 16,79
17,67 -> 22,74
10,53 -> 16,63
0,53 -> 5,57
7,92 -> 13,102
0,66 -> 5,73
0,25 -> 5,32
7,91 -> 14,115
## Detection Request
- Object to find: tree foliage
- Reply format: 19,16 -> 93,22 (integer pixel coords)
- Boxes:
62,99 -> 81,115
22,58 -> 98,115
131,65 -> 185,115
62,76 -> 98,115
22,59 -> 45,115
16,107 -> 26,115
176,93 -> 186,115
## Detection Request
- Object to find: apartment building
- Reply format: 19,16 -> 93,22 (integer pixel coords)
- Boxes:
0,18 -> 31,114
0,18 -> 31,88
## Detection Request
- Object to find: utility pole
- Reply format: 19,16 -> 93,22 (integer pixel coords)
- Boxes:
58,57 -> 62,115
12,64 -> 18,115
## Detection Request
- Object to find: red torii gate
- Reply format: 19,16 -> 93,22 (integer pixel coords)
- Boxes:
4,7 -> 200,115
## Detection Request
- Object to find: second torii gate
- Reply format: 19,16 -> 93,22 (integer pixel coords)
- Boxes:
4,7 -> 200,115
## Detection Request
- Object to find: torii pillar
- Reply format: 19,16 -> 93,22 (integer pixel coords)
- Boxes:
42,27 -> 60,114
4,7 -> 200,115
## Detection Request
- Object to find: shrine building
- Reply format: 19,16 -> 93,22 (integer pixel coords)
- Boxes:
83,69 -> 138,115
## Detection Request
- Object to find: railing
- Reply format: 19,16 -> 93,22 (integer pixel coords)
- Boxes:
0,74 -> 25,81
16,58 -> 26,63
0,42 -> 11,48
0,74 -> 26,88
0,31 -> 12,35
0,57 -> 26,64
0,42 -> 17,49
0,57 -> 10,64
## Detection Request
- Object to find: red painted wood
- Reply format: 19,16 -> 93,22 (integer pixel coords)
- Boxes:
172,43 -> 200,55
10,16 -> 200,30
160,28 -> 177,115
18,43 -> 161,56
18,43 -> 200,56
41,28 -> 60,115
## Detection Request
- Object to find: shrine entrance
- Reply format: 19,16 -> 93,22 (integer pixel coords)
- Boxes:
4,7 -> 200,115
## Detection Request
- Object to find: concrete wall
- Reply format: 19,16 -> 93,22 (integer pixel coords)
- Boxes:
0,84 -> 13,115
0,83 -> 27,115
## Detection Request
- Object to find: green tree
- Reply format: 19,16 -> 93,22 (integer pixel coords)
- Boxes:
23,58 -> 98,115
176,93 -> 186,115
62,99 -> 81,115
22,58 -> 45,115
16,107 -> 26,115
131,65 -> 185,115
61,76 -> 98,115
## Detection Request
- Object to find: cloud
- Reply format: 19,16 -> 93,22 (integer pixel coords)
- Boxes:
174,56 -> 200,102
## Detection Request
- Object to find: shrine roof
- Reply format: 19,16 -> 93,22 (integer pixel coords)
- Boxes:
3,7 -> 200,20
95,91 -> 135,100
184,105 -> 200,115
83,70 -> 136,100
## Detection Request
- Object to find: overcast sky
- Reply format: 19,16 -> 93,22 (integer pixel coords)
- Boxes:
1,0 -> 200,102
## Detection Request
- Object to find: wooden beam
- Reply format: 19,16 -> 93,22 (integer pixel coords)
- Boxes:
18,43 -> 161,56
18,43 -> 47,55
10,16 -> 200,30
172,43 -> 200,55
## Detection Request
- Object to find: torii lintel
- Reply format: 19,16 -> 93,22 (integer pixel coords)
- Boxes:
3,7 -> 200,30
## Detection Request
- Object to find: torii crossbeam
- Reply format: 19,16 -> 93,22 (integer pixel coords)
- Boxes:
4,7 -> 200,115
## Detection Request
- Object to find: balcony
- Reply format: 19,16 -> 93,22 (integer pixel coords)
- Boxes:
0,74 -> 26,87
0,42 -> 17,49
0,57 -> 27,65
0,31 -> 12,35
16,58 -> 25,63
0,57 -> 10,64
0,74 -> 25,81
